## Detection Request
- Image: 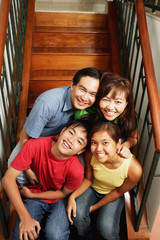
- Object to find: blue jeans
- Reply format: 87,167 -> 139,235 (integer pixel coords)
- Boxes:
73,187 -> 124,240
12,198 -> 70,240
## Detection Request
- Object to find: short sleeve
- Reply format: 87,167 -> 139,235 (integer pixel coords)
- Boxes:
24,98 -> 56,138
65,157 -> 84,190
11,140 -> 35,171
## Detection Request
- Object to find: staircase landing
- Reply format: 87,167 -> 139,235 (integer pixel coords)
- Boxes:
35,0 -> 108,14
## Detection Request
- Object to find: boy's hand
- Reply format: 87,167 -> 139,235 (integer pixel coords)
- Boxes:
19,186 -> 33,198
25,169 -> 39,185
117,145 -> 131,159
66,195 -> 76,225
19,215 -> 41,240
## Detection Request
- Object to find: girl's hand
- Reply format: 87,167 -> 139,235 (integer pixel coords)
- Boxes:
89,204 -> 97,213
117,145 -> 131,158
25,169 -> 39,185
66,196 -> 77,225
19,186 -> 33,198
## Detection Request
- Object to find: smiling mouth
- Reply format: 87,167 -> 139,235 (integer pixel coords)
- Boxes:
96,153 -> 106,159
104,110 -> 116,117
63,140 -> 71,149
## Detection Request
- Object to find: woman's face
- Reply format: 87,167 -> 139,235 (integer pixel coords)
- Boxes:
99,88 -> 127,121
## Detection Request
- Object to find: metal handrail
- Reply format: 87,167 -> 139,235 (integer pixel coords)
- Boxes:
114,0 -> 160,231
0,0 -> 28,238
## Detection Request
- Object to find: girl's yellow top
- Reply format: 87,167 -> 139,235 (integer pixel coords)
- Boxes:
91,154 -> 132,194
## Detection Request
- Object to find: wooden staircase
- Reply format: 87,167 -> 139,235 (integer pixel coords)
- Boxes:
8,1 -> 149,240
28,11 -> 112,111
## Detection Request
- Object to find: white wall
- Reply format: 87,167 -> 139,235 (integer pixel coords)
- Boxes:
145,12 -> 160,231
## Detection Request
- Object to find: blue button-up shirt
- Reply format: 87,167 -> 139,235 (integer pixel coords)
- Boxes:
24,86 -> 74,138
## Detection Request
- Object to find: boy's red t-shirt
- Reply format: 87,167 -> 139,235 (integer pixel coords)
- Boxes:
11,136 -> 84,204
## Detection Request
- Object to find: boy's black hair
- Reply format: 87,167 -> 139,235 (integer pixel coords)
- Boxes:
72,67 -> 102,86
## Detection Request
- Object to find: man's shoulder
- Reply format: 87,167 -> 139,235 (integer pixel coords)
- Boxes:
39,86 -> 70,99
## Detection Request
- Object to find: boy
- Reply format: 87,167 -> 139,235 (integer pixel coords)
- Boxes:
2,121 -> 89,240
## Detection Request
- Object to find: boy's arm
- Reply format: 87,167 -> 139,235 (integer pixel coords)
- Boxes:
2,167 -> 41,240
20,185 -> 73,200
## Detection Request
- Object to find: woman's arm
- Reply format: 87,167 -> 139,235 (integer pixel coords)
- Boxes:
118,128 -> 139,158
90,155 -> 142,213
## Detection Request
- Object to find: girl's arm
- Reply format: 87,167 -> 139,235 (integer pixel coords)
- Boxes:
118,128 -> 139,158
66,150 -> 94,224
90,155 -> 142,213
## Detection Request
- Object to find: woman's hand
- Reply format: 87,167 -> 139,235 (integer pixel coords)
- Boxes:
66,195 -> 77,225
25,169 -> 39,185
19,186 -> 33,199
117,144 -> 131,158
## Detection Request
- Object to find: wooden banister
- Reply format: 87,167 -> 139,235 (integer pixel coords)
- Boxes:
135,0 -> 160,151
0,0 -> 10,77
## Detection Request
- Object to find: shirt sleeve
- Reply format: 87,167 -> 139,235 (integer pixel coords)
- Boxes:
65,157 -> 84,190
24,98 -> 56,138
11,140 -> 35,171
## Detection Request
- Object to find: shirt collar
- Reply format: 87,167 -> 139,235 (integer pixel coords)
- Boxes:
63,86 -> 73,111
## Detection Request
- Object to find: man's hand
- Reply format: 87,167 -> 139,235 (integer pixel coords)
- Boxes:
25,169 -> 39,185
19,215 -> 41,240
66,196 -> 77,225
19,186 -> 33,199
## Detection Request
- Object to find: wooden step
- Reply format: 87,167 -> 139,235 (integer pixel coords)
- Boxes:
33,27 -> 110,48
35,12 -> 108,28
31,47 -> 111,71
124,190 -> 150,240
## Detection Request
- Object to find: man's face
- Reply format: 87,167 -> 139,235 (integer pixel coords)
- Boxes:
71,76 -> 100,110
56,124 -> 88,159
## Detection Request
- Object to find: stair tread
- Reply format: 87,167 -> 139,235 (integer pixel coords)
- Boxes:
124,191 -> 150,240
34,26 -> 109,34
31,69 -> 77,80
32,47 -> 111,55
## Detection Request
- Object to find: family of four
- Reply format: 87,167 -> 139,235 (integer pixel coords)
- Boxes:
2,68 -> 142,240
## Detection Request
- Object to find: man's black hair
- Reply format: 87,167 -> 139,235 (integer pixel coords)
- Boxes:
72,67 -> 102,85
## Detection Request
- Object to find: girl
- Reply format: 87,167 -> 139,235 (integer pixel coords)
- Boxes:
67,121 -> 142,240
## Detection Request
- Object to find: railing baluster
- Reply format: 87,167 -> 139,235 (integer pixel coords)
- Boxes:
114,0 -> 160,232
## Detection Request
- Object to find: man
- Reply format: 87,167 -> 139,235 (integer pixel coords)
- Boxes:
8,67 -> 101,184
2,121 -> 89,240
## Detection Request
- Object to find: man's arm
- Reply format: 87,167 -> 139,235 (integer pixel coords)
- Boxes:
2,167 -> 41,240
20,128 -> 30,149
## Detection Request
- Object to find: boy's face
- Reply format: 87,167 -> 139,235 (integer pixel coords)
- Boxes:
56,124 -> 88,159
71,76 -> 100,110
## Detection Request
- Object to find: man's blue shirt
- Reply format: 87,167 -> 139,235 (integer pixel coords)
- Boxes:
24,86 -> 74,138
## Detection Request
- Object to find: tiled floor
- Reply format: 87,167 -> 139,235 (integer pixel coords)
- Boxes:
35,0 -> 108,14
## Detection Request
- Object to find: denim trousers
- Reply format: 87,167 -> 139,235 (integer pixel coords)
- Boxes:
73,187 -> 124,240
12,198 -> 70,240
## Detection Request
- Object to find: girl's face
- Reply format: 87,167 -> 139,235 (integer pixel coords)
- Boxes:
99,88 -> 127,121
90,130 -> 120,164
